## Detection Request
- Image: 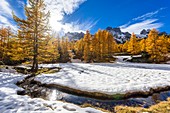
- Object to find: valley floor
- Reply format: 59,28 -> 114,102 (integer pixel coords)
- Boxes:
36,56 -> 170,96
1,56 -> 170,112
0,71 -> 104,113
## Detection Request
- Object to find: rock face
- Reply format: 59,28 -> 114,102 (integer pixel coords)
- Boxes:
64,32 -> 85,41
64,27 -> 168,44
106,27 -> 131,43
140,29 -> 149,35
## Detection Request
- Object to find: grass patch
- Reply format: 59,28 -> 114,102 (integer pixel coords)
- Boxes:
115,98 -> 170,113
113,94 -> 125,100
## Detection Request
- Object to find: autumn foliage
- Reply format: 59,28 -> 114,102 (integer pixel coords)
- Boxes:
0,1 -> 169,66
74,30 -> 118,62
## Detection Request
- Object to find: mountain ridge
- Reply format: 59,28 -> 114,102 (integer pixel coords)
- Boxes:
64,27 -> 168,43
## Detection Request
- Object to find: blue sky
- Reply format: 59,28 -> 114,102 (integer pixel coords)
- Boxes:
0,0 -> 169,34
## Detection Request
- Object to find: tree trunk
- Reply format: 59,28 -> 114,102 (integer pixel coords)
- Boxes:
31,2 -> 38,73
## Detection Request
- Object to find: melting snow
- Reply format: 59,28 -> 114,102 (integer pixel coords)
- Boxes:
0,71 -> 104,113
36,58 -> 170,95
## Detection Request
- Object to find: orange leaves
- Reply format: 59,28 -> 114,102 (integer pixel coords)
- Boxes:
146,29 -> 168,62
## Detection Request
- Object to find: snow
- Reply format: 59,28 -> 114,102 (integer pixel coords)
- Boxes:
36,57 -> 170,95
0,71 -> 104,112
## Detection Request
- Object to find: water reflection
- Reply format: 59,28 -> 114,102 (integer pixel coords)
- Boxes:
48,89 -> 63,101
53,90 -> 170,111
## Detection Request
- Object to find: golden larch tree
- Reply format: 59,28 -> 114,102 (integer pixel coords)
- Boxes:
13,0 -> 50,72
128,33 -> 140,55
83,31 -> 92,62
146,29 -> 168,62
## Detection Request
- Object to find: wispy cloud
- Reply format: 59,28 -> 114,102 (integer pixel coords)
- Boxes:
133,8 -> 166,21
120,8 -> 165,34
121,19 -> 163,34
17,0 -> 25,8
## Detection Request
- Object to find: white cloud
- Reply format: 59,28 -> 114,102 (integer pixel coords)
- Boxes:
0,0 -> 17,30
44,0 -> 97,34
121,19 -> 163,34
120,8 -> 165,34
0,0 -> 96,35
0,0 -> 12,17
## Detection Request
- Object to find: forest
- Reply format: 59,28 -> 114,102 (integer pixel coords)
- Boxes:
1,0 -> 170,113
0,1 -> 169,74
1,24 -> 170,70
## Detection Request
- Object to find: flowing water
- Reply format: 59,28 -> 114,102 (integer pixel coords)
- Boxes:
17,77 -> 170,112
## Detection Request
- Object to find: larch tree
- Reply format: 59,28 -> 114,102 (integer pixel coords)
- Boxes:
40,35 -> 59,63
108,32 -> 117,54
57,37 -> 70,63
9,30 -> 26,61
0,27 -> 13,62
140,38 -> 146,52
146,29 -> 168,62
74,38 -> 84,59
13,0 -> 50,72
167,36 -> 170,52
128,33 -> 140,55
92,30 -> 101,61
122,40 -> 129,53
83,31 -> 92,62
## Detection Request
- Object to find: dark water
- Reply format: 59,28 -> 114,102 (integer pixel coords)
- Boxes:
49,89 -> 170,112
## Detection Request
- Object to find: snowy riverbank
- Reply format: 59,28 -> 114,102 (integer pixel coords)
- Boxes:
0,71 -> 104,113
35,61 -> 170,96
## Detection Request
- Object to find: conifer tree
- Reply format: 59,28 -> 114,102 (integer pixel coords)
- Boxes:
0,27 -> 13,62
122,40 -> 129,52
146,29 -> 168,62
128,33 -> 140,55
140,38 -> 146,52
9,30 -> 26,61
167,36 -> 170,52
57,37 -> 70,62
13,0 -> 50,72
83,31 -> 92,62
93,30 -> 101,61
39,35 -> 59,63
74,38 -> 84,59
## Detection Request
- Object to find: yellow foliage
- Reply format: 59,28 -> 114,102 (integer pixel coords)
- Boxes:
128,33 -> 140,55
146,29 -> 168,62
115,98 -> 170,113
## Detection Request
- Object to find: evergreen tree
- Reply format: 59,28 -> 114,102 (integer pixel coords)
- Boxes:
74,38 -> 84,59
140,38 -> 146,52
128,33 -> 140,55
83,31 -> 92,62
13,0 -> 50,72
58,37 -> 70,63
0,27 -> 13,62
122,40 -> 129,52
146,29 -> 168,62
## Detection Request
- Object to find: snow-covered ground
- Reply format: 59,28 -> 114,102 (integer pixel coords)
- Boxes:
36,57 -> 170,95
0,70 -> 104,113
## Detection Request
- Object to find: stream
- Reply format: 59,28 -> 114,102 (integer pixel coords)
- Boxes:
16,75 -> 170,112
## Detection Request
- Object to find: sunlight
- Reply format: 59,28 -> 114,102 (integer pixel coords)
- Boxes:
49,89 -> 62,101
